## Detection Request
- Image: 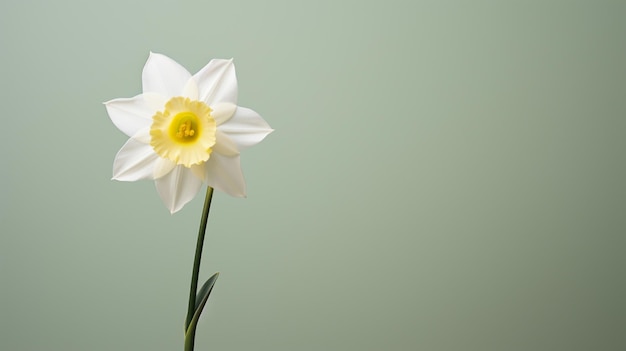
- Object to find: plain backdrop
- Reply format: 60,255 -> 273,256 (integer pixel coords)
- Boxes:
1,1 -> 624,350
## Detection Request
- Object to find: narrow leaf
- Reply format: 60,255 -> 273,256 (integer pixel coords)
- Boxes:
185,272 -> 219,338
195,272 -> 219,312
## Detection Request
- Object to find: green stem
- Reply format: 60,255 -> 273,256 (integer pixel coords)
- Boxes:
185,186 -> 214,351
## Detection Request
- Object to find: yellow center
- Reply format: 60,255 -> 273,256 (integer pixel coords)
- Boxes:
169,112 -> 199,143
150,97 -> 217,167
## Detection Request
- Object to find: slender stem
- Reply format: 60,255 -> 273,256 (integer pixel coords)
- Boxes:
185,186 -> 214,350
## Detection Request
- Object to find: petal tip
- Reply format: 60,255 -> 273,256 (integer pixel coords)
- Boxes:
167,203 -> 184,214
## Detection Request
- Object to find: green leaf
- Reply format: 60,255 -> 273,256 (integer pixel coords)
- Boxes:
195,272 -> 219,312
185,272 -> 219,339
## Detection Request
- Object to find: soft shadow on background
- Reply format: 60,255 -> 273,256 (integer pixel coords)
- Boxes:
1,1 -> 624,350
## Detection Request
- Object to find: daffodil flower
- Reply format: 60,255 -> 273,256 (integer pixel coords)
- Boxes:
105,53 -> 273,213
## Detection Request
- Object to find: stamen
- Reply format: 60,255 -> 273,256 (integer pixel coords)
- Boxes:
176,120 -> 196,139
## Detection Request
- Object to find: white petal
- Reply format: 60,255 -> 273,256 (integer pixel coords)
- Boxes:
131,127 -> 151,144
218,107 -> 274,150
104,95 -> 153,138
211,102 -> 237,125
204,153 -> 246,197
142,92 -> 168,111
142,52 -> 192,97
191,163 -> 206,181
182,78 -> 199,100
153,158 -> 176,179
213,130 -> 240,157
155,165 -> 203,213
193,58 -> 238,105
112,138 -> 159,181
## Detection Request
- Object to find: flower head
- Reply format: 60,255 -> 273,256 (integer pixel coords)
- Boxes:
105,53 -> 273,213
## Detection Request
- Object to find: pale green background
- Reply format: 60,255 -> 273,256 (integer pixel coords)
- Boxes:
0,0 -> 624,350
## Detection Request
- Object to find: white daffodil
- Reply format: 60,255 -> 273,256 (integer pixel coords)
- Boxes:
105,53 -> 273,213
